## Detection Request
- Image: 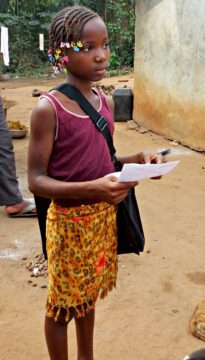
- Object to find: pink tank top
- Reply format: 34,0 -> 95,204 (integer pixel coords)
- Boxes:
40,89 -> 115,206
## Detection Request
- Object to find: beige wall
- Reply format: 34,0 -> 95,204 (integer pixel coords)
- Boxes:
133,0 -> 205,151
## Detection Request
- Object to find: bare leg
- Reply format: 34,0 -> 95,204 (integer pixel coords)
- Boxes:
75,309 -> 95,360
45,309 -> 71,360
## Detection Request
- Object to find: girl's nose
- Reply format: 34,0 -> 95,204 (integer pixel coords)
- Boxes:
94,48 -> 107,62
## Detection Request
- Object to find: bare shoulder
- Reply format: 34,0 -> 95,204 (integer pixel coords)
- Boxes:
30,96 -> 56,140
31,96 -> 54,119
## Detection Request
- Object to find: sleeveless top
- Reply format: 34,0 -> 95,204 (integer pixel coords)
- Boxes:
40,88 -> 115,206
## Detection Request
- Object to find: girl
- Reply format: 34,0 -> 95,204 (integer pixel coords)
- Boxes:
28,6 -> 162,360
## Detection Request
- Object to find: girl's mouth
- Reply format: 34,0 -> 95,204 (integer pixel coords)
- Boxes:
94,68 -> 106,75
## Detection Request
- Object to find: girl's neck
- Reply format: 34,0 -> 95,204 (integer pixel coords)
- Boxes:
64,73 -> 94,97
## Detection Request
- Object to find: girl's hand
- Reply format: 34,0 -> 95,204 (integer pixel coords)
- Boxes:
136,151 -> 163,180
90,176 -> 138,205
136,151 -> 163,165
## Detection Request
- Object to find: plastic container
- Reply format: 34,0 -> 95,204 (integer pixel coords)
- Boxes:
112,87 -> 133,122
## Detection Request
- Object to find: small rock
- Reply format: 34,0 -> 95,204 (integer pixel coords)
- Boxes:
32,89 -> 43,97
169,140 -> 178,146
137,127 -> 149,134
33,267 -> 39,276
127,120 -> 139,130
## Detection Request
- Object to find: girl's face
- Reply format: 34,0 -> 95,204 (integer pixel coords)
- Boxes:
66,17 -> 110,82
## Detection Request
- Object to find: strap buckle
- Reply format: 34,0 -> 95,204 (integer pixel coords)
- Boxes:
96,116 -> 107,132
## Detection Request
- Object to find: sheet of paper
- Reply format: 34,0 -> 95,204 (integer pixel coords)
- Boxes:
107,161 -> 180,182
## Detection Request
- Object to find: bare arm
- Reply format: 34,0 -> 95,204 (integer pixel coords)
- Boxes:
28,98 -> 137,204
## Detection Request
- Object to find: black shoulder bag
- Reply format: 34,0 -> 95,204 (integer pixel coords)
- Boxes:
34,84 -> 145,258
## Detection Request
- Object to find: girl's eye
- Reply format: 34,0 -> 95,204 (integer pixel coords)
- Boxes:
103,43 -> 110,49
82,43 -> 109,52
83,44 -> 93,52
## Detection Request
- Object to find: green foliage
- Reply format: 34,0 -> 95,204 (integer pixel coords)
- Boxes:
0,0 -> 135,75
107,0 -> 135,68
109,51 -> 120,70
0,11 -> 50,72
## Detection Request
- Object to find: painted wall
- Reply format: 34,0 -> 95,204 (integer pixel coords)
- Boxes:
133,0 -> 205,151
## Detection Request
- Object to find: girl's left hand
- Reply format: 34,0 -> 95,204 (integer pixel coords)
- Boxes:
136,151 -> 163,179
137,151 -> 163,165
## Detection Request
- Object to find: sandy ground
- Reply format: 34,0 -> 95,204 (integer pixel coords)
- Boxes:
0,74 -> 205,360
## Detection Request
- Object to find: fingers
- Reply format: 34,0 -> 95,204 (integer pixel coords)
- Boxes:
106,176 -> 138,188
102,177 -> 138,204
139,151 -> 164,164
118,181 -> 139,188
152,154 -> 163,164
107,175 -> 119,182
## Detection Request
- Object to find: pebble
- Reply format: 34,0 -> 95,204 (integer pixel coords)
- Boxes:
33,268 -> 39,276
25,253 -> 48,279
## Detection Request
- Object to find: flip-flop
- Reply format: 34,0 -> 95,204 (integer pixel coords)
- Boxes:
9,201 -> 37,218
183,348 -> 205,359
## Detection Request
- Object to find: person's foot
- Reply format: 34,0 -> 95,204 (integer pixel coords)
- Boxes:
5,199 -> 36,217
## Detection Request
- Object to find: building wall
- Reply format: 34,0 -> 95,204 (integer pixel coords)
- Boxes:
133,0 -> 205,150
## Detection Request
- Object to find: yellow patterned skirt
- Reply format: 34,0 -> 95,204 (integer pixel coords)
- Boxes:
46,200 -> 118,321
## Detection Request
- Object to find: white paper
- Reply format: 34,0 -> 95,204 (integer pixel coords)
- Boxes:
107,161 -> 180,182
1,26 -> 9,66
39,34 -> 44,51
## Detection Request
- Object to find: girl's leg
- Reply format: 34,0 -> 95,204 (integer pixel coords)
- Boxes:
45,309 -> 71,360
75,309 -> 95,360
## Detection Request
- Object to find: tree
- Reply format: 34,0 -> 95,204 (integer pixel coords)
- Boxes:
0,0 -> 9,13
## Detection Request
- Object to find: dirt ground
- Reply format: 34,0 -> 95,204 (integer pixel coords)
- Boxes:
0,73 -> 205,360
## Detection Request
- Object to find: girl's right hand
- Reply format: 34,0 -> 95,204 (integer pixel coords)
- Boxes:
90,176 -> 138,205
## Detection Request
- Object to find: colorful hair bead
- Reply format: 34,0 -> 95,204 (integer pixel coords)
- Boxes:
70,41 -> 83,52
73,46 -> 80,52
76,41 -> 83,48
47,39 -> 82,73
63,56 -> 69,63
60,42 -> 71,48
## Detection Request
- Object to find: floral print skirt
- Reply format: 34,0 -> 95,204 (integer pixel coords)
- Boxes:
46,200 -> 118,321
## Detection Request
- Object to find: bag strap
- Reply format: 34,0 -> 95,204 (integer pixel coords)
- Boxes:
53,83 -> 117,161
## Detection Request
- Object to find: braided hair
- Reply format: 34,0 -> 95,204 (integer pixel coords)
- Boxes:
49,6 -> 99,52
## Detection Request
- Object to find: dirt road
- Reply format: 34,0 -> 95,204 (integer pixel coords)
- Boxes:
0,74 -> 205,360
